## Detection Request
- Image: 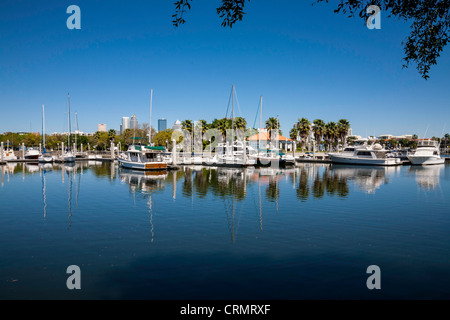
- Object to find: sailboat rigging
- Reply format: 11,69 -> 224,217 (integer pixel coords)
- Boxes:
38,104 -> 54,163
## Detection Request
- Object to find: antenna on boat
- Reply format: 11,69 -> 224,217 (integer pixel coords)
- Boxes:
423,125 -> 429,139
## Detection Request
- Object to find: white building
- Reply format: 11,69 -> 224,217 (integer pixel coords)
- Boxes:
172,120 -> 182,132
97,124 -> 107,132
130,114 -> 138,130
121,117 -> 130,134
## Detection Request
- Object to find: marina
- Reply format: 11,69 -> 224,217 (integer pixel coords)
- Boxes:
0,161 -> 449,299
2,1 -> 450,304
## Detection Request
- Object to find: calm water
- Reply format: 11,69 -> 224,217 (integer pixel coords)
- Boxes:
0,161 -> 449,299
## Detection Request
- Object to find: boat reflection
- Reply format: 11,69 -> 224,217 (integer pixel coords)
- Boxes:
408,164 -> 445,190
119,168 -> 168,193
330,165 -> 390,194
119,168 -> 168,243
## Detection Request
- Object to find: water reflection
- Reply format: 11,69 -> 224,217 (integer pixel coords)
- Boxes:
408,164 -> 445,190
331,165 -> 390,194
119,169 -> 168,243
1,162 -> 447,203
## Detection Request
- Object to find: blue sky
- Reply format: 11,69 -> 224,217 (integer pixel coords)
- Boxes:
1,0 -> 449,138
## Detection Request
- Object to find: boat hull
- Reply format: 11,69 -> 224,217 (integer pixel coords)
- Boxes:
329,154 -> 401,166
118,158 -> 167,171
38,156 -> 54,163
407,156 -> 445,165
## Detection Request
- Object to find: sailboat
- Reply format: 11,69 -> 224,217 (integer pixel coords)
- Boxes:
56,94 -> 75,163
38,104 -> 54,163
248,96 -> 281,167
207,85 -> 256,168
118,89 -> 168,171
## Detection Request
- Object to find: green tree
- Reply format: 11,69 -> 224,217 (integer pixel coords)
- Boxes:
152,129 -> 174,148
337,119 -> 351,146
108,129 -> 117,142
265,117 -> 280,140
173,0 -> 250,28
431,136 -> 441,143
315,0 -> 450,79
289,127 -> 298,141
444,133 -> 450,151
388,138 -> 399,148
173,0 -> 449,79
181,120 -> 193,133
210,118 -> 230,140
296,117 -> 311,149
92,131 -> 110,150
399,138 -> 410,148
312,119 -> 326,145
234,117 -> 247,130
346,136 -> 356,146
325,122 -> 338,151
22,133 -> 41,147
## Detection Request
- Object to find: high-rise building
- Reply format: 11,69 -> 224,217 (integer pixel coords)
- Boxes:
158,118 -> 167,132
97,124 -> 107,132
121,117 -> 130,134
130,114 -> 138,130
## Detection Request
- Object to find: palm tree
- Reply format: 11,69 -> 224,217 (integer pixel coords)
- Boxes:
211,118 -> 229,141
296,118 -> 310,150
234,117 -> 247,140
312,119 -> 325,146
195,120 -> 209,135
337,119 -> 350,147
265,117 -> 280,141
181,120 -> 193,133
234,117 -> 247,130
289,127 -> 298,141
325,122 -> 338,151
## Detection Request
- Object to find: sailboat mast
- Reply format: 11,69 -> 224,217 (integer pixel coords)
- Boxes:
149,89 -> 153,145
42,104 -> 45,149
75,111 -> 78,152
67,93 -> 71,151
259,96 -> 262,151
260,96 -> 262,131
231,84 -> 234,142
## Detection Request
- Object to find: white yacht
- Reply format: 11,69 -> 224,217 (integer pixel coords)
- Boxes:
118,145 -> 168,171
329,144 -> 401,166
1,147 -> 17,161
25,148 -> 40,160
208,141 -> 256,167
407,139 -> 445,165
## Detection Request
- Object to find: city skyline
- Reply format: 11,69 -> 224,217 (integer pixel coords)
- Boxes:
1,1 -> 449,138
